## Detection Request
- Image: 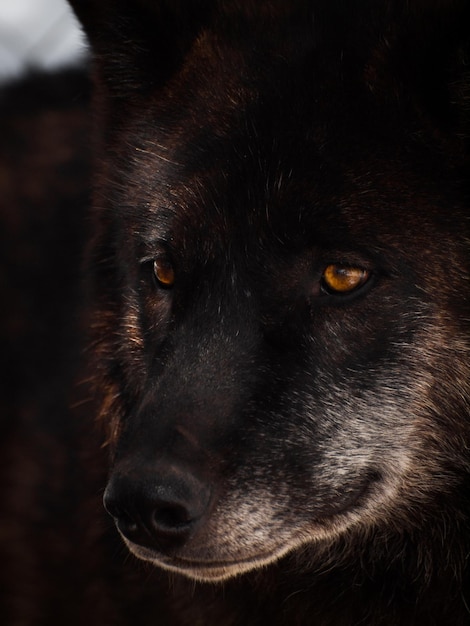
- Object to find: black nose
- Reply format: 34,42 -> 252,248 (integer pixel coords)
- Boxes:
103,466 -> 211,554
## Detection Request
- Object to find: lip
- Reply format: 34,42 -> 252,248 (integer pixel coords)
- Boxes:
121,473 -> 382,581
124,524 -> 332,582
124,537 -> 297,581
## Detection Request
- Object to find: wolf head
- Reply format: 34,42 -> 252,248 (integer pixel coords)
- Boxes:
70,0 -> 470,582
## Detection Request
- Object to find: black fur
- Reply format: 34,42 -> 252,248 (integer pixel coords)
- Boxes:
1,1 -> 470,624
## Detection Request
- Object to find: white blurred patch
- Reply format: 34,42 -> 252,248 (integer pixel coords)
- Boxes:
0,0 -> 87,80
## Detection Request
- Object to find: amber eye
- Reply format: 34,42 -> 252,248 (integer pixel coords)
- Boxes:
321,264 -> 370,294
153,257 -> 175,288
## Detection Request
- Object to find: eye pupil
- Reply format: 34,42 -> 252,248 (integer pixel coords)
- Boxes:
322,264 -> 369,294
153,258 -> 175,287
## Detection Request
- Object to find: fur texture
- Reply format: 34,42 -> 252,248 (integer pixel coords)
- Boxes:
74,0 -> 470,623
1,1 -> 469,624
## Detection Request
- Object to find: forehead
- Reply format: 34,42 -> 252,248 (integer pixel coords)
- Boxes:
119,133 -> 441,260
111,19 -> 462,261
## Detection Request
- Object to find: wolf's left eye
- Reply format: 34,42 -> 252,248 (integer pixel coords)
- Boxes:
153,257 -> 175,288
321,264 -> 370,294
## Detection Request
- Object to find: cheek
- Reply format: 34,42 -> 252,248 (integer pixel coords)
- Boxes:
276,369 -> 417,489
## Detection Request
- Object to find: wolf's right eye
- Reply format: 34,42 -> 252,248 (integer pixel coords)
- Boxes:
153,257 -> 175,288
321,264 -> 370,295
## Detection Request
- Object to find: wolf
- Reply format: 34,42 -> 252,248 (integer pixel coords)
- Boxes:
21,0 -> 470,624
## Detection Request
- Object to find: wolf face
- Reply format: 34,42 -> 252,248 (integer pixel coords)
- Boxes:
70,0 -> 470,586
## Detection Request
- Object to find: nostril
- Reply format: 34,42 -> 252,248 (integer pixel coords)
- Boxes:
103,491 -> 139,535
103,470 -> 212,554
152,502 -> 194,533
115,513 -> 139,536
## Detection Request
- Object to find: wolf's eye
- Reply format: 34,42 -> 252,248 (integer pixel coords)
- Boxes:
153,257 -> 175,288
321,264 -> 370,294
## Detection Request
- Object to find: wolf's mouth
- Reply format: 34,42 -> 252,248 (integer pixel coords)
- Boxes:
124,539 -> 304,582
119,474 -> 381,582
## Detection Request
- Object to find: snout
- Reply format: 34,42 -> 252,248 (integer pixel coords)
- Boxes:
103,463 -> 212,555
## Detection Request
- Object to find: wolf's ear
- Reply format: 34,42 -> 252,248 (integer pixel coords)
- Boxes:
68,0 -> 209,43
68,0 -> 211,95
